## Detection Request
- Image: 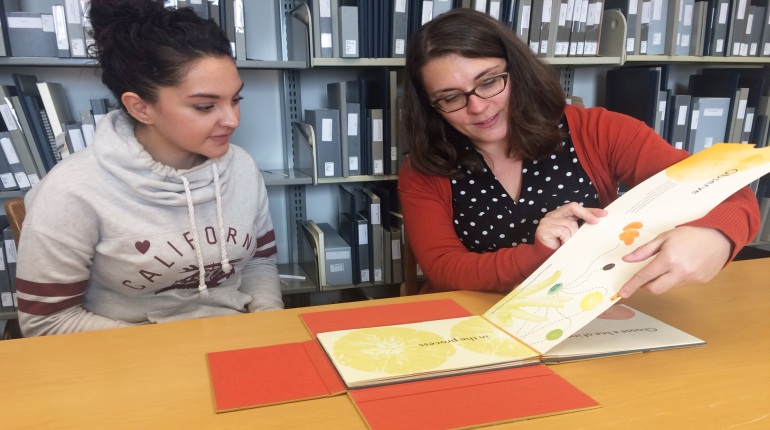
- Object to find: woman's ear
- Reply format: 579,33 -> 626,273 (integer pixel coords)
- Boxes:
121,92 -> 153,125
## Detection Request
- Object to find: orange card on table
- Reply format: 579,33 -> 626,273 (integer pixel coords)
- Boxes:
206,340 -> 345,412
350,364 -> 599,430
300,298 -> 473,336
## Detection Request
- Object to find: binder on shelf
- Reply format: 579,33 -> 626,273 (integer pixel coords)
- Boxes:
528,0 -> 544,53
741,107 -> 755,143
303,0 -> 333,58
63,0 -> 86,57
0,227 -> 13,313
359,68 -> 392,175
0,221 -> 14,313
514,0 -> 532,45
9,95 -> 50,175
762,0 -> 770,55
233,0 -> 246,60
292,121 -> 319,184
297,220 -> 321,290
10,73 -> 60,172
644,0 -> 669,55
667,94 -> 692,151
568,0 -> 589,56
339,184 -> 371,284
0,132 -> 19,191
0,0 -> 15,57
605,0 -> 640,55
486,0 -> 502,20
390,0 -> 409,57
687,97 -> 731,155
583,0 -> 604,56
690,0 -> 708,56
638,0 -> 651,54
51,4 -> 70,58
79,109 -> 95,147
2,226 -> 18,310
338,3 -> 359,58
367,108 -> 384,175
64,121 -> 86,154
553,0 -> 573,57
37,81 -> 75,160
605,66 -> 665,130
665,0 -> 692,56
0,85 -> 43,182
356,185 -> 383,285
243,0 -> 280,60
6,11 -> 58,57
0,131 -> 31,191
746,1 -> 765,56
538,0 -> 559,57
327,81 -> 362,177
316,222 -> 353,288
726,0 -> 748,56
90,98 -> 109,125
710,0 -> 731,55
303,109 -> 342,178
219,0 -> 237,58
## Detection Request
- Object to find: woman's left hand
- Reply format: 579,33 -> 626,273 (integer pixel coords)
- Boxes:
617,226 -> 732,298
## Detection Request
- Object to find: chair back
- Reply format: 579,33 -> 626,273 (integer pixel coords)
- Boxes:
4,198 -> 26,244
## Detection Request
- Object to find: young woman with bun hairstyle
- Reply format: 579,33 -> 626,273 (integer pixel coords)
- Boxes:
16,0 -> 283,336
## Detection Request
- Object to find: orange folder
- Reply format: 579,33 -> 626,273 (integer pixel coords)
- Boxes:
206,299 -> 600,427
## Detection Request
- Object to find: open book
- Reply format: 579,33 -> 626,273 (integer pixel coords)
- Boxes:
317,143 -> 770,388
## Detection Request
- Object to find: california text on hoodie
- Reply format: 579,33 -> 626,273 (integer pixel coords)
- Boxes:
16,110 -> 284,336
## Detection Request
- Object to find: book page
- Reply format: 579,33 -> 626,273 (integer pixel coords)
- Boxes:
316,315 -> 539,388
542,304 -> 706,362
484,143 -> 770,354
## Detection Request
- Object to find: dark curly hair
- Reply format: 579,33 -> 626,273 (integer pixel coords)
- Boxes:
401,8 -> 566,177
87,0 -> 233,111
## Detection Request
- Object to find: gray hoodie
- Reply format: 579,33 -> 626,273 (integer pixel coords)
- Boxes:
16,110 -> 283,336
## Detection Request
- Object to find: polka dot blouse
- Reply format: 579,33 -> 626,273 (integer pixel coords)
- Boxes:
451,117 -> 600,253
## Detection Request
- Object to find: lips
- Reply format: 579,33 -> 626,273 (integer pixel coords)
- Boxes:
210,134 -> 231,144
475,113 -> 499,128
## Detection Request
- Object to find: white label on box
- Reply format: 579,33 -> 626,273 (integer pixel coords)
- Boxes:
321,118 -> 333,141
348,113 -> 358,136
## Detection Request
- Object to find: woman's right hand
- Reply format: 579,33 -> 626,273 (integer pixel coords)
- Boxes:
535,202 -> 607,250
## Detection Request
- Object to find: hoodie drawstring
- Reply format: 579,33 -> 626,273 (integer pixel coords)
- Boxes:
179,162 -> 232,298
211,163 -> 232,274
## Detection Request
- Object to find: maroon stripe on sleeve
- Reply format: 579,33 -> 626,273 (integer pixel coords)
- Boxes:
17,278 -> 88,297
253,245 -> 277,258
256,229 -> 276,248
17,295 -> 84,316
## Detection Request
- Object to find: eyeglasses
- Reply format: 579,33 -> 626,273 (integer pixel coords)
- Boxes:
431,72 -> 509,113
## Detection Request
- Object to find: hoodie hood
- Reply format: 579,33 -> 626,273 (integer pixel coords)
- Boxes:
92,110 -> 234,207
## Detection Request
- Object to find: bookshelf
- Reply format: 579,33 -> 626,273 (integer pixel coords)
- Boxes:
0,0 -> 768,314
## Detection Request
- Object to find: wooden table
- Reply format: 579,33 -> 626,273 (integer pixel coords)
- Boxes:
1,258 -> 768,429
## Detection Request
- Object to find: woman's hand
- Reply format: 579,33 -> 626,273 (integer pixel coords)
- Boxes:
535,202 -> 608,250
617,226 -> 732,298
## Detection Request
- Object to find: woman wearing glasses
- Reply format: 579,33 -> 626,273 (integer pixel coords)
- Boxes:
398,8 -> 759,297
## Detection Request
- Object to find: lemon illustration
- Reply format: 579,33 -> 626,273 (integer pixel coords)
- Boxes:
450,316 -> 535,358
332,327 -> 455,374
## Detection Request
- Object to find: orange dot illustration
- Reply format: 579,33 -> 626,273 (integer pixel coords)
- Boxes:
623,221 -> 643,231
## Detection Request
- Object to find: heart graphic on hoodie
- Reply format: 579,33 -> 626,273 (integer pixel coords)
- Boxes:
135,240 -> 151,254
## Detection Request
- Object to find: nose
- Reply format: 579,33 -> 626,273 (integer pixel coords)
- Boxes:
221,105 -> 240,128
465,93 -> 488,113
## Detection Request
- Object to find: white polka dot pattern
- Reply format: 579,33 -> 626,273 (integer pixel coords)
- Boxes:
451,118 -> 599,253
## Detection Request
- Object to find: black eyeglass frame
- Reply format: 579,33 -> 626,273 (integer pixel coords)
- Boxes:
430,72 -> 510,113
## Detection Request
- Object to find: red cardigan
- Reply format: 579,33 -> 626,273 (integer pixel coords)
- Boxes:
398,105 -> 760,294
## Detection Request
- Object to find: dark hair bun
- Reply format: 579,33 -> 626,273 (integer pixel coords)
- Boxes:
88,0 -> 166,54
